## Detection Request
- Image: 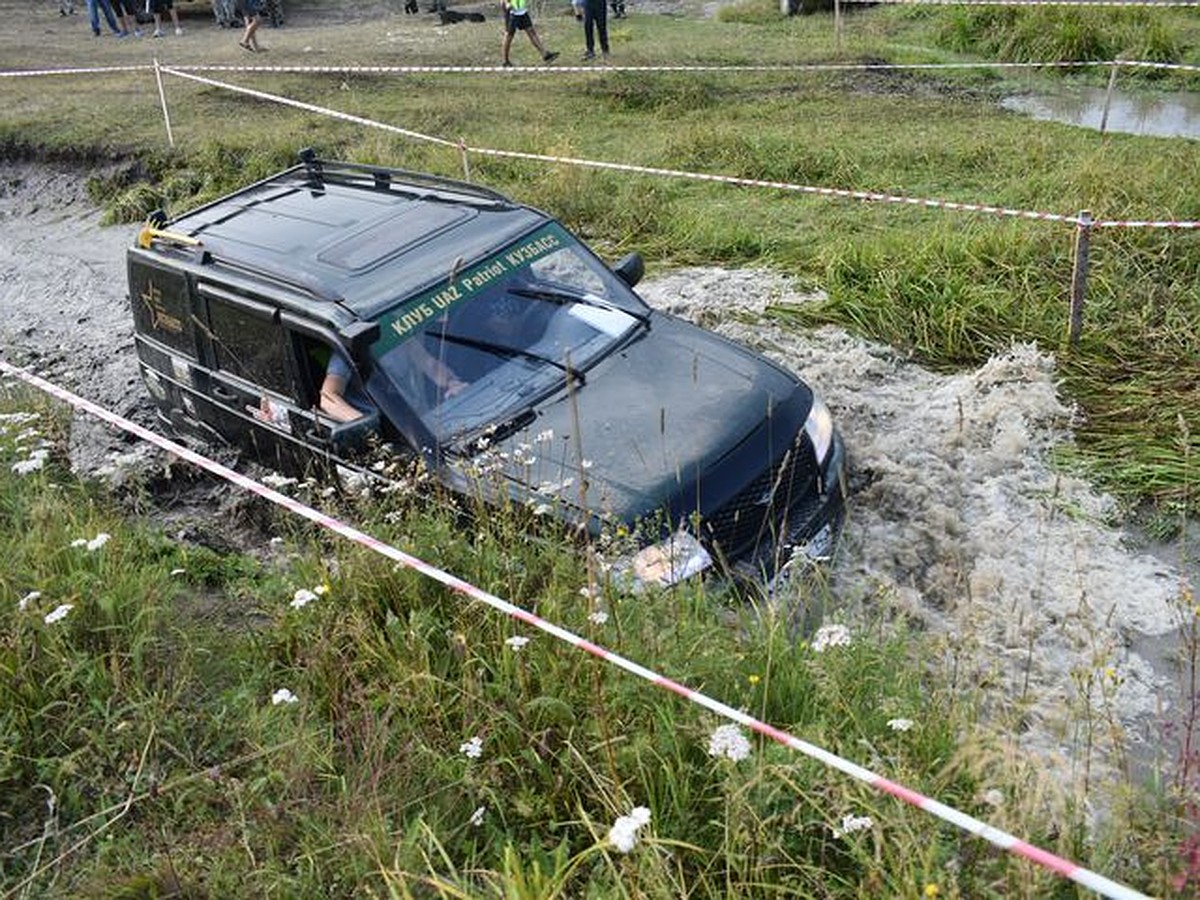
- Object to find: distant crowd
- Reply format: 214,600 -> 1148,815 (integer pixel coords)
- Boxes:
60,0 -> 636,65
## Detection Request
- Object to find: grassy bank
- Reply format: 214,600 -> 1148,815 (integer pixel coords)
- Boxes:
4,0 -> 1200,895
0,385 -> 1186,897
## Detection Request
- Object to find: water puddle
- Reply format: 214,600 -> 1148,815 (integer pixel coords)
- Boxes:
1001,85 -> 1200,139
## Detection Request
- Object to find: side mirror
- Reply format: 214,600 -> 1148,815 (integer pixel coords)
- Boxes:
613,252 -> 644,288
331,409 -> 381,454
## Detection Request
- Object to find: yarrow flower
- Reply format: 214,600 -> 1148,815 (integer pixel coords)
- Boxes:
271,688 -> 298,705
887,718 -> 914,732
811,624 -> 852,653
505,635 -> 530,651
588,610 -> 609,625
470,805 -> 486,827
290,588 -> 319,609
459,736 -> 483,759
707,724 -> 752,762
832,814 -> 874,838
12,448 -> 49,475
44,604 -> 74,625
19,591 -> 41,611
607,806 -> 651,853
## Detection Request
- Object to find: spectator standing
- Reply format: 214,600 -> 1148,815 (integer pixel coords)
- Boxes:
582,0 -> 608,60
610,0 -> 625,18
501,0 -> 559,67
146,0 -> 183,36
113,0 -> 142,36
238,0 -> 264,51
86,0 -> 122,36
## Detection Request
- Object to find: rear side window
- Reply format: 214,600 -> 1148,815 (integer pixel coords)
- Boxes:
128,259 -> 196,356
205,294 -> 292,395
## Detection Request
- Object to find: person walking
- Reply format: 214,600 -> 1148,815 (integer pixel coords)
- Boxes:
86,0 -> 122,36
501,0 -> 559,67
238,0 -> 264,51
581,0 -> 608,60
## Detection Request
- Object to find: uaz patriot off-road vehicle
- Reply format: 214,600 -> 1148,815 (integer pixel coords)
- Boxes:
128,150 -> 846,587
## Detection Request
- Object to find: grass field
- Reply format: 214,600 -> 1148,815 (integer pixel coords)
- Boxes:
3,0 -> 1200,895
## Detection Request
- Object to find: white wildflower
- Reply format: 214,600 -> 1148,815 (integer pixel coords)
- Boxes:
70,538 -> 88,548
313,584 -> 330,596
12,454 -> 46,475
271,688 -> 299,705
707,724 -> 752,762
832,814 -> 874,838
291,588 -> 318,609
44,604 -> 74,625
811,624 -> 851,652
19,590 -> 41,611
982,788 -> 1005,808
580,458 -> 593,469
260,473 -> 297,489
505,635 -> 530,651
588,610 -> 609,625
86,533 -> 111,552
608,806 -> 651,853
470,805 -> 486,826
534,429 -> 554,443
459,736 -> 483,759
170,568 -> 186,577
887,718 -> 914,732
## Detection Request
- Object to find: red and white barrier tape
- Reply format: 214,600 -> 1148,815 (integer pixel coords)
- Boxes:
163,66 -> 1086,225
0,360 -> 1151,900
6,59 -> 1200,77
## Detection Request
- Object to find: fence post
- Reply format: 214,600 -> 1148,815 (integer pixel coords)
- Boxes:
833,0 -> 843,52
153,58 -> 175,148
1099,62 -> 1119,136
458,139 -> 471,181
1068,210 -> 1093,346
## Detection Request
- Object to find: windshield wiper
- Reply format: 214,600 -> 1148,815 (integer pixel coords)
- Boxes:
508,285 -> 650,326
439,332 -> 585,384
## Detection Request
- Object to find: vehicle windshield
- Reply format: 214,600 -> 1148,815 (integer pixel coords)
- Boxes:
371,223 -> 646,445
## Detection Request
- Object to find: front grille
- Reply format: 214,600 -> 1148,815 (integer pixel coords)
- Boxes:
700,432 -> 820,563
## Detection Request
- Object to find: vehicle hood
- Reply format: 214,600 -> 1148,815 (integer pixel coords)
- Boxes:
469,313 -> 812,527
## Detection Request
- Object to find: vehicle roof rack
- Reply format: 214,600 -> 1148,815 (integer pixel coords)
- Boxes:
293,147 -> 514,207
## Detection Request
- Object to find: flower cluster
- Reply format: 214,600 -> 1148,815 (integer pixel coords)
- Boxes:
707,724 -> 752,762
271,688 -> 299,705
832,814 -> 874,837
608,806 -> 651,853
70,532 -> 111,552
459,736 -> 483,759
811,624 -> 851,652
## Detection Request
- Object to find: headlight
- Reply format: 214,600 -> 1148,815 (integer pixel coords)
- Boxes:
616,529 -> 712,591
804,394 -> 834,464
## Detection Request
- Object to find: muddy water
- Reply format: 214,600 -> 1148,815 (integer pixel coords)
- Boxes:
0,160 -> 1187,798
1002,84 -> 1200,139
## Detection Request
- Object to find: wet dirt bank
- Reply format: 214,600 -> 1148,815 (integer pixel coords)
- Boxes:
0,158 -> 1189,802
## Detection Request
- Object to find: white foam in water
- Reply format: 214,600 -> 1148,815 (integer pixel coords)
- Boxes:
640,267 -> 1184,782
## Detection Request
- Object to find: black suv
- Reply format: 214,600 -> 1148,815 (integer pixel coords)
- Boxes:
128,150 -> 846,588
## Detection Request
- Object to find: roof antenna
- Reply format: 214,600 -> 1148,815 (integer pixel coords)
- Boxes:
298,147 -> 323,186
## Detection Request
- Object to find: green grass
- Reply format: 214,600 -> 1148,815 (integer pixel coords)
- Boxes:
5,1 -> 1200,895
2,384 -> 1165,897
